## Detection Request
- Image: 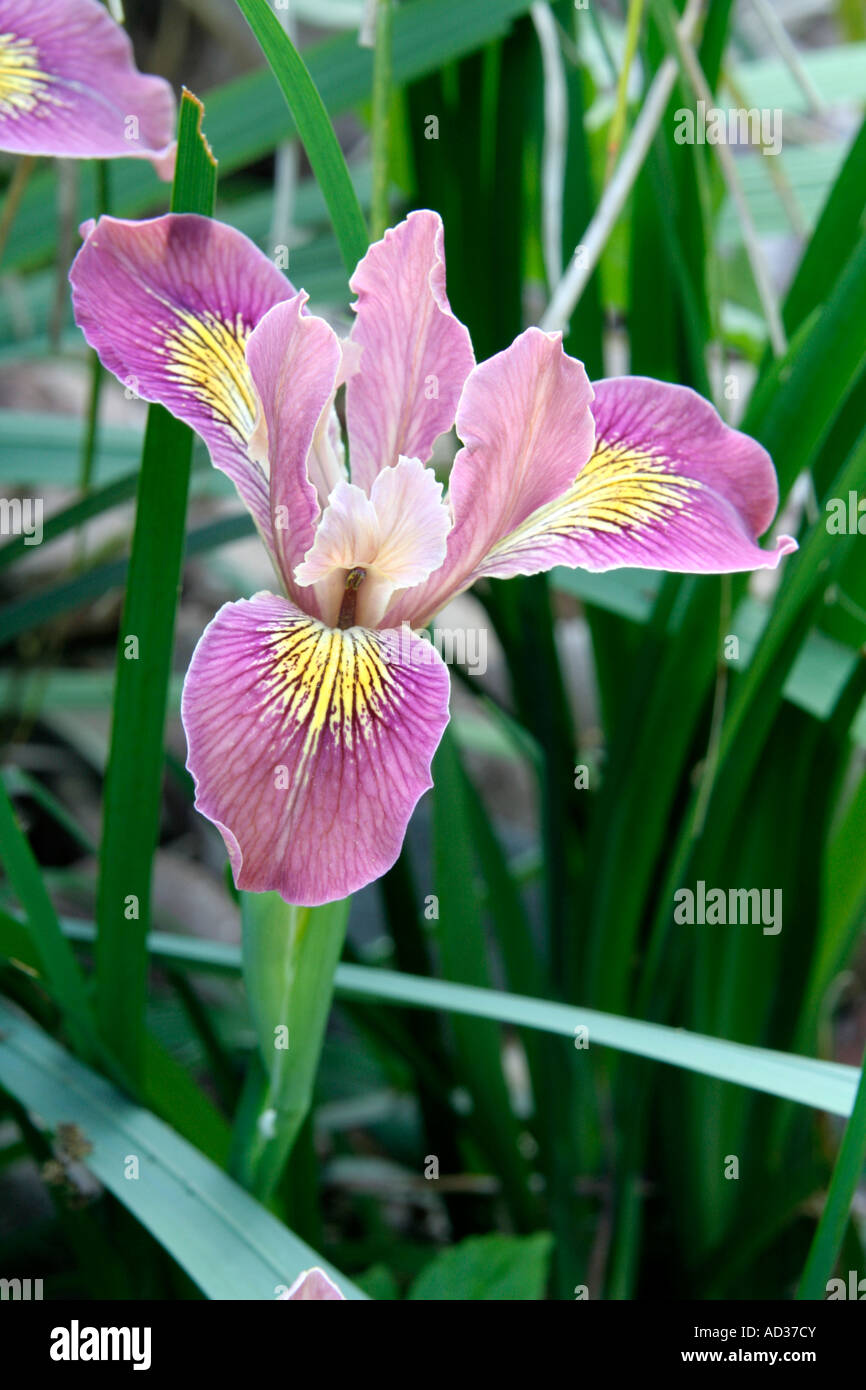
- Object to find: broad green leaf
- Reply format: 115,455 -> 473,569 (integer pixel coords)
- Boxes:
333,964 -> 860,1118
94,92 -> 216,1088
3,919 -> 858,1118
234,0 -> 368,274
0,1000 -> 365,1300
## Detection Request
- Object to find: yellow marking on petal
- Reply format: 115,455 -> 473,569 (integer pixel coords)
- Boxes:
487,439 -> 701,559
159,308 -> 257,439
0,31 -> 59,120
263,618 -> 400,793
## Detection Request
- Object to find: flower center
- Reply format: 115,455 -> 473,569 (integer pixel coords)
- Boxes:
336,566 -> 367,630
0,32 -> 53,119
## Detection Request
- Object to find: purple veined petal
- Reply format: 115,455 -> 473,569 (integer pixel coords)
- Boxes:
346,209 -> 475,492
386,326 -> 595,627
295,456 -> 452,627
181,592 -> 452,908
0,0 -> 175,176
70,214 -> 293,556
467,376 -> 798,579
278,1268 -> 345,1301
244,296 -> 343,614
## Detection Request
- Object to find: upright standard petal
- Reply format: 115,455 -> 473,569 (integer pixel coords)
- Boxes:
468,376 -> 797,578
295,457 -> 451,627
70,214 -> 292,553
387,326 -> 595,626
346,210 -> 475,492
244,296 -> 343,614
0,0 -> 175,175
181,592 -> 451,907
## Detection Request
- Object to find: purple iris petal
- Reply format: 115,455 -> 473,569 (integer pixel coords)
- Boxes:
0,0 -> 175,175
181,592 -> 451,908
346,210 -> 475,493
69,207 -> 796,906
70,214 -> 292,558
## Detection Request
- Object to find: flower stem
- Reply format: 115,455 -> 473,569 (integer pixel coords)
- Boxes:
369,0 -> 394,241
235,892 -> 350,1200
79,162 -> 110,498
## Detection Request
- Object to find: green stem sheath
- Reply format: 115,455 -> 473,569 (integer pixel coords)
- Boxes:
237,893 -> 350,1200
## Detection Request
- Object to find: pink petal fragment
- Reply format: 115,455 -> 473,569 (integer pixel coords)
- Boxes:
470,376 -> 797,578
346,210 -> 475,491
387,326 -> 595,626
70,214 -> 292,555
279,1268 -> 345,1301
0,0 -> 176,175
181,592 -> 451,907
244,296 -> 343,611
296,457 -> 451,626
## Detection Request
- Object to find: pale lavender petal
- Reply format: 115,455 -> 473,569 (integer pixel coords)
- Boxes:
346,210 -> 475,492
295,456 -> 451,627
466,376 -> 798,578
368,457 -> 451,586
70,214 -> 292,554
0,0 -> 175,175
181,592 -> 451,908
244,296 -> 342,613
387,326 -> 595,626
279,1268 -> 345,1301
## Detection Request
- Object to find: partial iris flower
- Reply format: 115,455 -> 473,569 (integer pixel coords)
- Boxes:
277,1268 -> 344,1301
69,210 -> 795,906
0,0 -> 175,176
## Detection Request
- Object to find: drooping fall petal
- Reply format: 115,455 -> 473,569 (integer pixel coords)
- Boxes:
295,456 -> 451,627
346,210 -> 475,492
70,214 -> 292,554
390,357 -> 797,627
0,0 -> 176,176
387,326 -> 595,626
244,295 -> 343,613
470,376 -> 797,578
181,592 -> 451,907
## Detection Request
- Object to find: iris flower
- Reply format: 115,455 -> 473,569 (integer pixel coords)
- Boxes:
69,210 -> 795,905
0,0 -> 175,175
